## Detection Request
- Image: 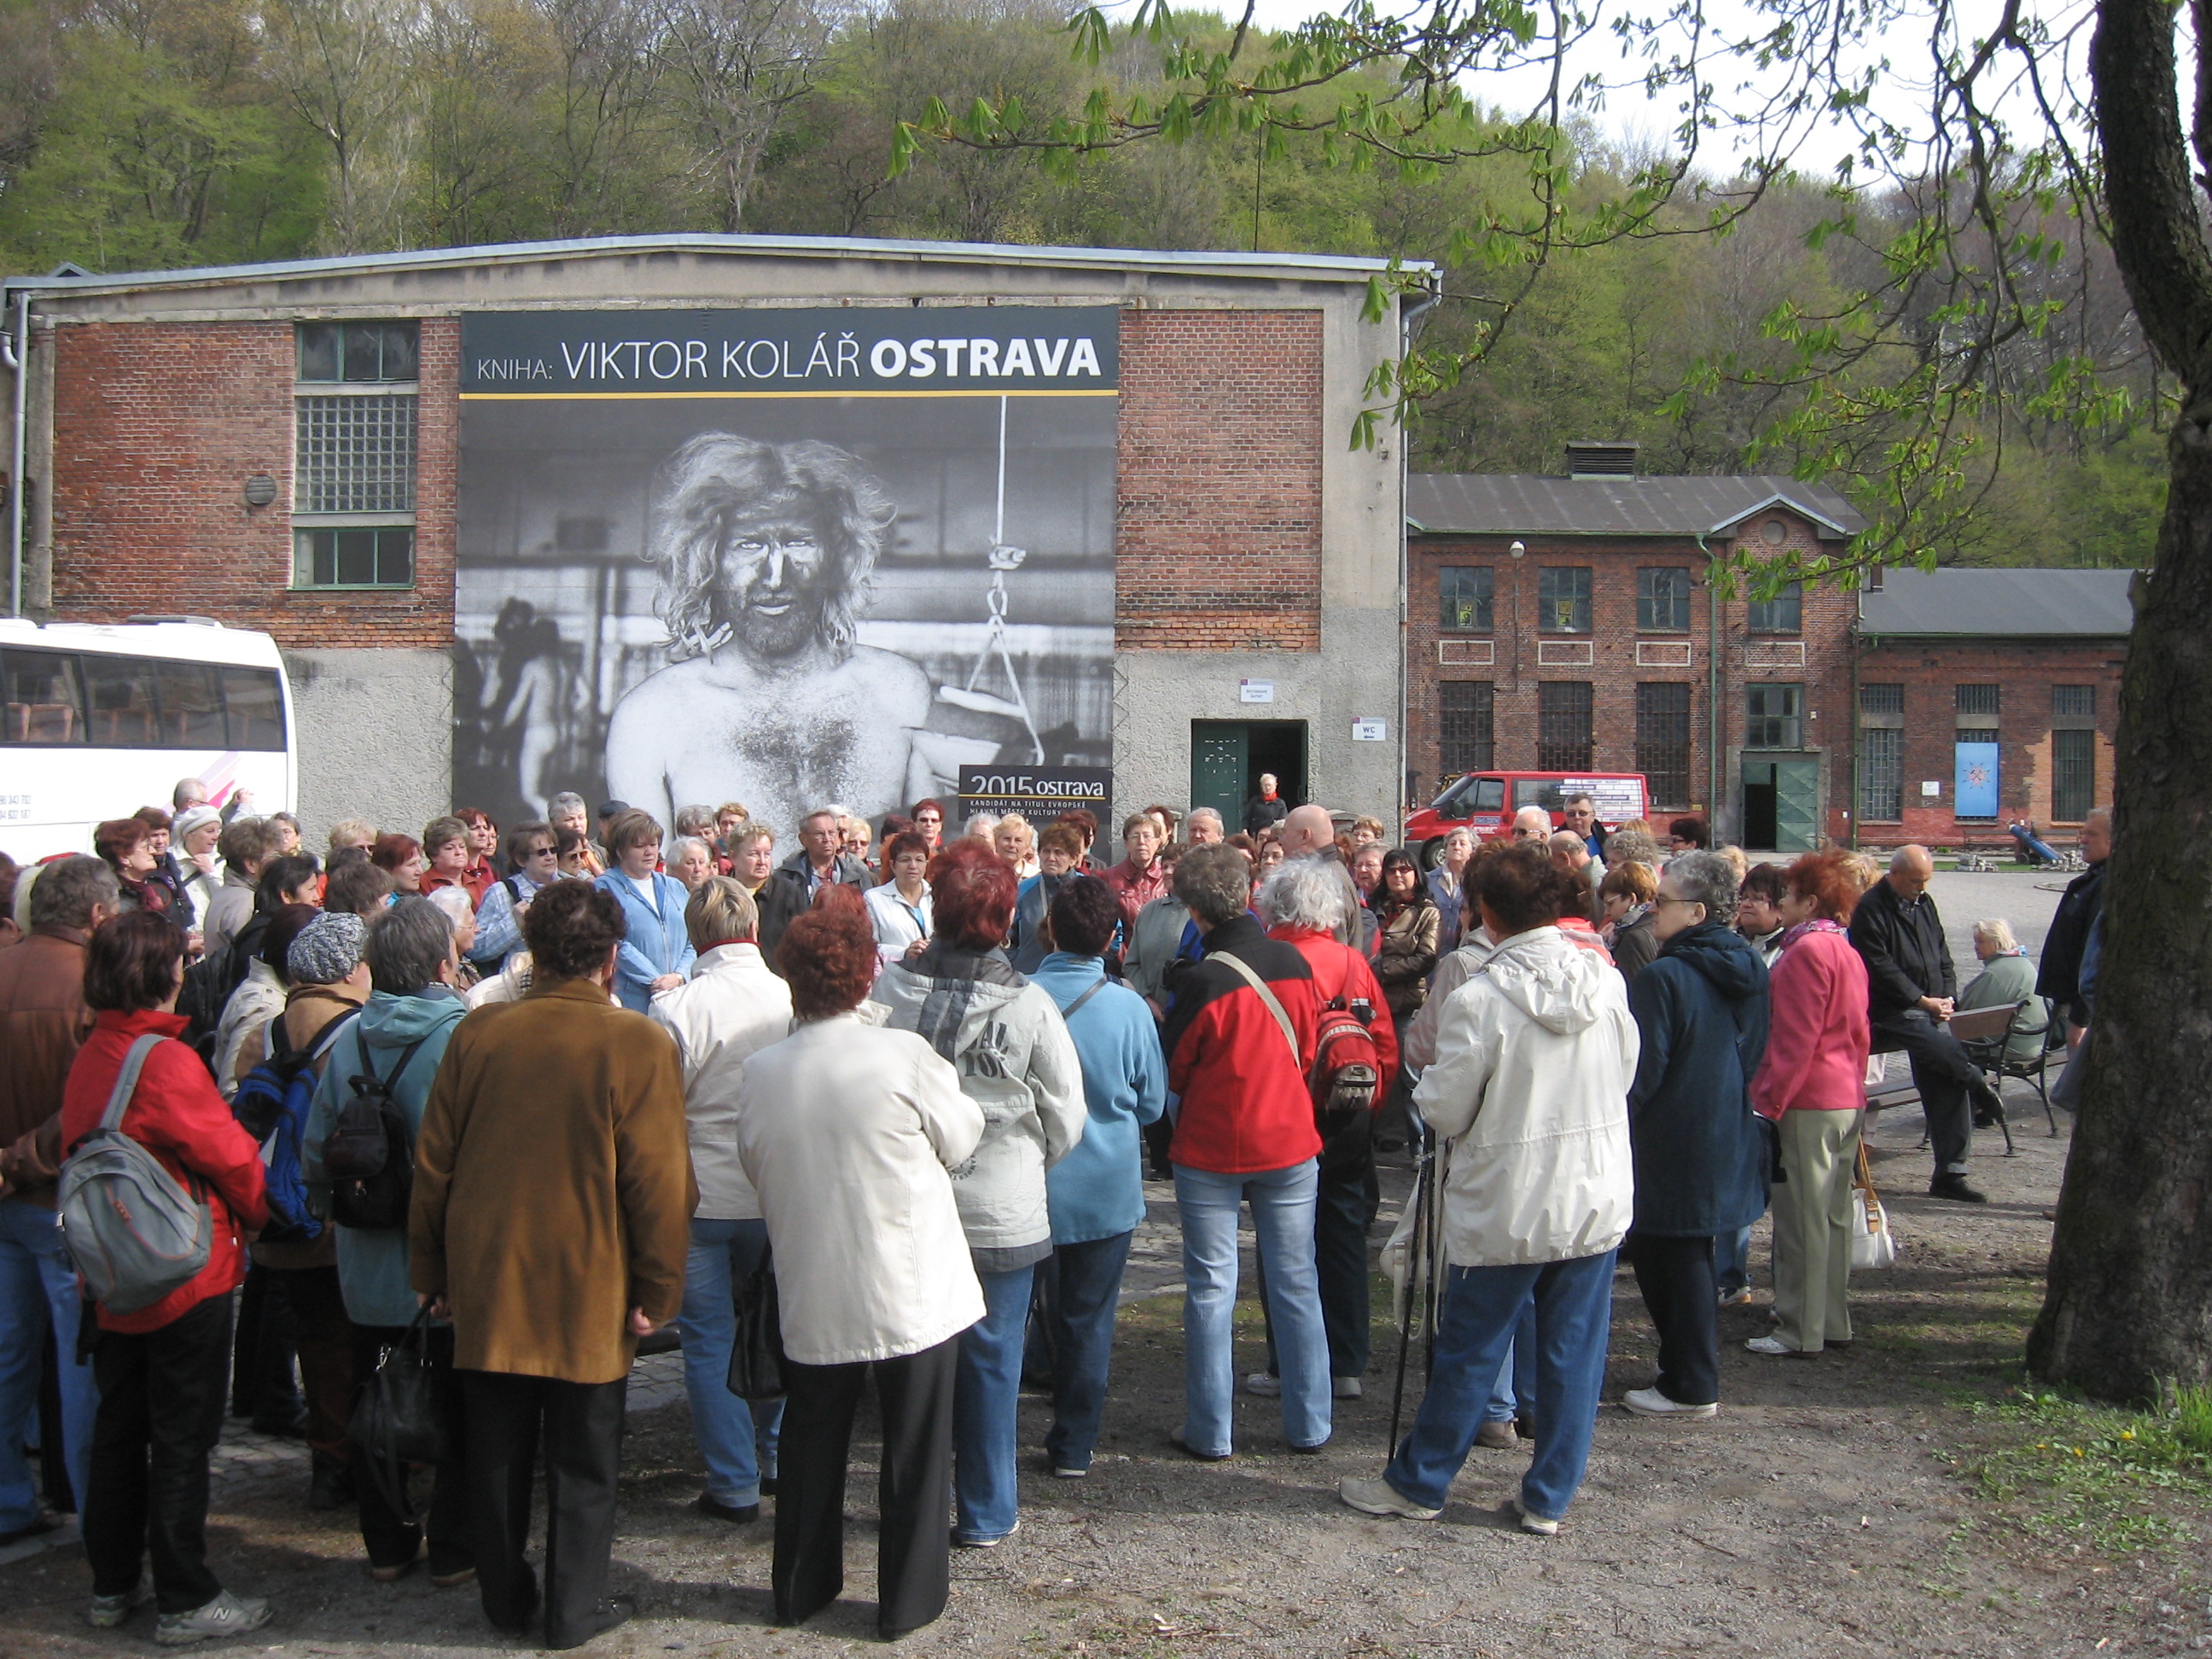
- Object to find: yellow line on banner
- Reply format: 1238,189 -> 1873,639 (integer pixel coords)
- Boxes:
457,387 -> 1121,400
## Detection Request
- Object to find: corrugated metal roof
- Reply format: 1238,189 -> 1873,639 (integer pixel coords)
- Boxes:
1858,567 -> 2136,637
1406,472 -> 1868,538
4,233 -> 1427,300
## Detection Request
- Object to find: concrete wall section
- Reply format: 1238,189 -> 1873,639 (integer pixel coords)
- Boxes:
285,647 -> 452,846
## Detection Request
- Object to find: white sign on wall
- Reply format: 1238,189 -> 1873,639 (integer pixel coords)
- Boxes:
1921,780 -> 1942,797
1240,678 -> 1275,704
1352,718 -> 1388,742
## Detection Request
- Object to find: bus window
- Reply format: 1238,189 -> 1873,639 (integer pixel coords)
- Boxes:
80,655 -> 162,748
156,660 -> 226,748
222,667 -> 288,751
2,649 -> 85,744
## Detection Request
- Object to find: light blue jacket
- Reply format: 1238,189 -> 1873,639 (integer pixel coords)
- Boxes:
1028,952 -> 1167,1245
594,869 -> 696,1011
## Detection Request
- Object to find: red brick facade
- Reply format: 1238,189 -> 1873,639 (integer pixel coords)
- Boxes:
1114,309 -> 1323,652
49,317 -> 458,648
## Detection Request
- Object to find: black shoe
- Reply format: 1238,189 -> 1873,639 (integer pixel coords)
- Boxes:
1514,1413 -> 1537,1441
759,1475 -> 777,1498
547,1596 -> 632,1650
1167,1433 -> 1231,1463
307,1455 -> 354,1511
249,1412 -> 308,1440
693,1493 -> 760,1525
1928,1173 -> 1988,1203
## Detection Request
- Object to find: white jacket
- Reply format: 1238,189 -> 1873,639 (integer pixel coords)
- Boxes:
1412,926 -> 1640,1267
649,942 -> 794,1220
736,1014 -> 987,1365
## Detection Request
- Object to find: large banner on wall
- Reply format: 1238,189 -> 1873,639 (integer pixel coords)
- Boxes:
452,307 -> 1118,840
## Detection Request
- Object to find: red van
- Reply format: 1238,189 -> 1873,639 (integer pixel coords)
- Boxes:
1404,771 -> 1650,867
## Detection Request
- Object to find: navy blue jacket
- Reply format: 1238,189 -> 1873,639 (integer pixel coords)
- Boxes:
1626,921 -> 1771,1237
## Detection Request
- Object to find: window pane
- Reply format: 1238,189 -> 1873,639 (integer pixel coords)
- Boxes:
1439,567 -> 1493,632
79,655 -> 161,748
2052,729 -> 2096,822
1636,683 -> 1692,808
221,667 -> 287,750
297,323 -> 341,381
1859,727 -> 1902,820
154,660 -> 225,748
343,323 -> 386,381
296,394 -> 417,513
1439,680 -> 1493,773
332,528 -> 375,585
1748,580 -> 1802,633
1746,683 -> 1803,748
1955,684 -> 2001,717
2,649 -> 86,744
1537,568 -> 1592,633
1638,567 -> 1691,632
1472,777 -> 1505,811
1514,778 -> 1565,812
1537,682 -> 1594,770
372,527 -> 416,585
1860,682 -> 1903,715
2052,684 -> 2094,719
379,323 -> 419,381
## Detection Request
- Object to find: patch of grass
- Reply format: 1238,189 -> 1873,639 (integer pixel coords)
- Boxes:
1959,1386 -> 2212,1559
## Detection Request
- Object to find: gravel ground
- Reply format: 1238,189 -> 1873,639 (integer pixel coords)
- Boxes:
10,873 -> 2195,1659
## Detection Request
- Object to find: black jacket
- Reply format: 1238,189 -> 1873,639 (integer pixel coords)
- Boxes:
1848,877 -> 1957,1020
1242,794 -> 1289,836
2035,859 -> 2105,1020
756,849 -> 873,973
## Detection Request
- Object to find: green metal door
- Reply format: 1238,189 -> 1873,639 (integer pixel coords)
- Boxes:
1190,724 -> 1249,830
1774,757 -> 1819,853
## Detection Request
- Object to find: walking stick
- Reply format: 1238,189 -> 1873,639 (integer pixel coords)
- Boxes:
1388,1125 -> 1435,1452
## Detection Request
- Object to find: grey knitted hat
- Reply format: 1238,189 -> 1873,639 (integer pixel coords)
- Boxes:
287,911 -> 368,987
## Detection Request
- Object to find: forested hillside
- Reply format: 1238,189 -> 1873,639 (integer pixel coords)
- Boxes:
0,0 -> 2164,566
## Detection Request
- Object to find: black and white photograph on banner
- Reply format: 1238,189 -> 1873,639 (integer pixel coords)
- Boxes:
451,306 -> 1118,839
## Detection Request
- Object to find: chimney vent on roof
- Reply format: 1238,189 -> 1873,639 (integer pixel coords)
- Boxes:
1565,440 -> 1639,479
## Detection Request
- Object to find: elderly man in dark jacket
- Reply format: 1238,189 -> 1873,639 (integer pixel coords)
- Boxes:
1620,851 -> 1769,1419
2036,807 -> 2109,1035
756,808 -> 874,970
1848,845 -> 2004,1203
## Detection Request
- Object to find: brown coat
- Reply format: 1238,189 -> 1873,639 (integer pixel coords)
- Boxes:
410,976 -> 695,1384
0,927 -> 96,1208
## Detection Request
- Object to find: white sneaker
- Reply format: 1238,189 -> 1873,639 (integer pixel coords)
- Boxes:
1332,1376 -> 1363,1400
1511,1494 -> 1560,1535
1621,1387 -> 1717,1419
1243,1372 -> 1282,1398
154,1590 -> 273,1645
1744,1336 -> 1798,1357
1337,1475 -> 1442,1521
87,1577 -> 154,1629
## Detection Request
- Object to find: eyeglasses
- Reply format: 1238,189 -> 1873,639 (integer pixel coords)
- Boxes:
525,845 -> 557,859
1652,894 -> 1703,910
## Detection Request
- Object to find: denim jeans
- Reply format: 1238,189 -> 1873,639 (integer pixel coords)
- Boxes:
1481,1296 -> 1539,1424
1040,1231 -> 1133,1474
677,1218 -> 784,1509
953,1263 -> 1034,1544
1715,1226 -> 1753,1299
1173,1161 -> 1331,1456
0,1202 -> 97,1528
1383,1250 -> 1616,1523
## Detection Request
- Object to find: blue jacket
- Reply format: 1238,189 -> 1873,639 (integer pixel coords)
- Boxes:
594,869 -> 696,1011
1626,922 -> 1770,1237
1029,952 -> 1167,1244
304,987 -> 468,1329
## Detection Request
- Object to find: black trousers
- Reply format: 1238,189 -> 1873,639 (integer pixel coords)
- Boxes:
229,1262 -> 300,1423
1872,1010 -> 1996,1173
273,1266 -> 354,1464
349,1324 -> 470,1576
460,1369 -> 626,1648
774,1336 -> 958,1639
84,1295 -> 233,1615
1622,1232 -> 1720,1407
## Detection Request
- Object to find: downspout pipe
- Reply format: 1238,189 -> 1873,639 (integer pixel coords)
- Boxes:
1698,532 -> 1719,833
1397,277 -> 1442,828
4,286 -> 25,618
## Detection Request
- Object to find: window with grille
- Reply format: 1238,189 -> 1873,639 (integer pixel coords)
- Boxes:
1438,567 -> 1494,632
1439,680 -> 1494,773
2053,730 -> 2096,822
1537,682 -> 1594,769
1860,682 -> 1903,716
1747,579 -> 1802,633
2052,684 -> 2094,720
1637,567 -> 1691,632
1746,682 -> 1803,748
1955,684 -> 2001,719
1860,727 -> 1903,821
1537,567 -> 1592,633
294,322 -> 418,589
1636,683 -> 1692,807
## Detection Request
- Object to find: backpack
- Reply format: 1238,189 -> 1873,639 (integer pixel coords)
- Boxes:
1214,952 -> 1383,1141
58,1035 -> 213,1314
178,944 -> 245,1068
230,1012 -> 355,1245
323,1033 -> 431,1231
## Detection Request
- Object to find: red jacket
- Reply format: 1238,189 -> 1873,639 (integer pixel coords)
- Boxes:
1161,915 -> 1321,1173
1269,924 -> 1402,1102
60,1010 -> 269,1334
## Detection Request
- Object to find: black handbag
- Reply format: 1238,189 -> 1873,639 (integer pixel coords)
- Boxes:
725,1247 -> 789,1403
348,1306 -> 448,1523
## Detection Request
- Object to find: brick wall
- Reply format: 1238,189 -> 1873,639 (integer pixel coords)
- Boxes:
1115,310 -> 1323,652
49,317 -> 458,649
1852,637 -> 2124,847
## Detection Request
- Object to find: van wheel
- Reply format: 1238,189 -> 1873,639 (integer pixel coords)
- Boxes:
1419,837 -> 1446,871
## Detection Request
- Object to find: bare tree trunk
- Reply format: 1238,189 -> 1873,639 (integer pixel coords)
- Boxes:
2028,0 -> 2212,1400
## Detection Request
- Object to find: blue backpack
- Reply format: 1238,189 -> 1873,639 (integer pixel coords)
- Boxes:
231,1013 -> 356,1245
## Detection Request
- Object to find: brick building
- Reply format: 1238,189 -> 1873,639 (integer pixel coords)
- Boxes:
1406,448 -> 2133,852
3,236 -> 1414,842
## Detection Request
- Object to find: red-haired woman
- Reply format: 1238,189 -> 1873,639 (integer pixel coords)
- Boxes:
370,833 -> 426,895
94,818 -> 172,919
1747,849 -> 1871,1357
870,841 -> 1085,1549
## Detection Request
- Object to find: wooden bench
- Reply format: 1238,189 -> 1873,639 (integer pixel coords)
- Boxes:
1863,1001 -> 2020,1156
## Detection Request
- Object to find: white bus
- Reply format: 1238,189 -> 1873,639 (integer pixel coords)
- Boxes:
0,617 -> 297,862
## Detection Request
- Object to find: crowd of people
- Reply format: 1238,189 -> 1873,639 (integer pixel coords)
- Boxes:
0,777 -> 2100,1645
